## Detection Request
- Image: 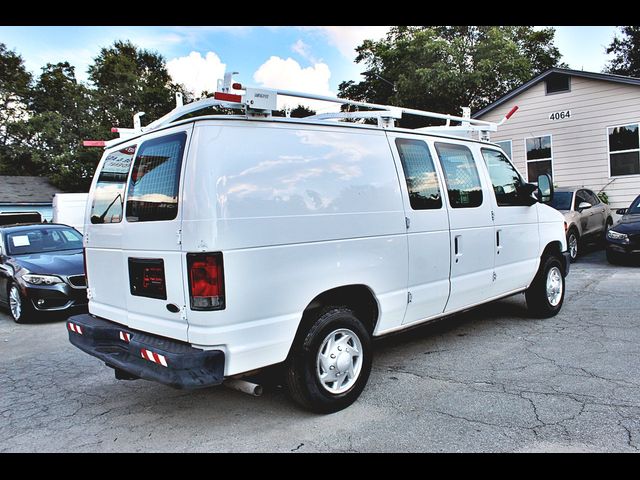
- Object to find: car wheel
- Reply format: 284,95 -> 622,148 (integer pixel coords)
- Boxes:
8,283 -> 33,324
606,249 -> 624,265
567,229 -> 579,262
525,254 -> 565,318
285,306 -> 372,413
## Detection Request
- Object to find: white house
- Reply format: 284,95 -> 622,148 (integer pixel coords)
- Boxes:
474,68 -> 640,209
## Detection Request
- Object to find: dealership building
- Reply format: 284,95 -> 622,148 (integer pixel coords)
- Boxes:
474,68 -> 640,209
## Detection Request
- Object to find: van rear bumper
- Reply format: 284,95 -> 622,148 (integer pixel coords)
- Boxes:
66,314 -> 225,389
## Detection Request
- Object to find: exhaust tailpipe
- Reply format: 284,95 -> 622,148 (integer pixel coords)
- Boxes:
223,378 -> 263,397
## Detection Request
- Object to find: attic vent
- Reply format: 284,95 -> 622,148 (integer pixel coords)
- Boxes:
545,73 -> 570,95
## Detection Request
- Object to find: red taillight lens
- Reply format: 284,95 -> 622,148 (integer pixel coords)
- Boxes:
187,252 -> 225,310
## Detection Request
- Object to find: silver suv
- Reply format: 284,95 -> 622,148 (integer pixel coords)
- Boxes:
549,187 -> 613,262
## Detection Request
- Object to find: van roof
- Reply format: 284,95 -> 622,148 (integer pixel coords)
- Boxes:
99,84 -> 514,151
103,114 -> 504,151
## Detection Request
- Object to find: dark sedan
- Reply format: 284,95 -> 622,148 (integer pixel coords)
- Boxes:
0,224 -> 87,323
606,194 -> 640,264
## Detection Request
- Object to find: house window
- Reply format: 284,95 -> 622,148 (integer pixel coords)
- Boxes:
545,74 -> 570,95
495,140 -> 512,159
608,123 -> 640,177
525,135 -> 553,181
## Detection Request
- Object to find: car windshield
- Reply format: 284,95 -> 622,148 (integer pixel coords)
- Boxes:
549,191 -> 573,211
5,227 -> 83,255
629,196 -> 640,214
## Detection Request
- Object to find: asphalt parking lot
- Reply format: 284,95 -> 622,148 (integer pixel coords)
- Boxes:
1,248 -> 639,453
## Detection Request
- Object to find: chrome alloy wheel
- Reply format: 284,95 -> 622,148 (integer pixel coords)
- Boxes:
546,266 -> 563,307
568,233 -> 578,260
9,285 -> 22,321
316,328 -> 363,394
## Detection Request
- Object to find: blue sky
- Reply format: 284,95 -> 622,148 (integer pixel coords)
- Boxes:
0,26 -> 621,112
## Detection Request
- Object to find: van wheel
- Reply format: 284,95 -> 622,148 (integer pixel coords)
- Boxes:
285,307 -> 372,413
567,229 -> 579,262
525,255 -> 565,318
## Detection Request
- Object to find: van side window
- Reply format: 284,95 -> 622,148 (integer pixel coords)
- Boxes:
395,138 -> 442,210
126,132 -> 187,223
481,148 -> 524,207
90,145 -> 137,224
434,143 -> 483,208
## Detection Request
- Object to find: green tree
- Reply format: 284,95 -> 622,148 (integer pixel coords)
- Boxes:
339,26 -> 564,126
0,43 -> 34,174
88,40 -> 179,129
29,62 -> 103,191
604,26 -> 640,77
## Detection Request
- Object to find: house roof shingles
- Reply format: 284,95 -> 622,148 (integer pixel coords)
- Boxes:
0,176 -> 62,204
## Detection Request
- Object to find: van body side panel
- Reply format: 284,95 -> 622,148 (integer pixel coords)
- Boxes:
189,237 -> 408,375
537,203 -> 568,255
474,145 -> 540,294
181,121 -> 408,373
385,133 -> 451,324
433,140 -> 496,313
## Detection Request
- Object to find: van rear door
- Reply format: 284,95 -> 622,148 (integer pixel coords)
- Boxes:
86,125 -> 192,342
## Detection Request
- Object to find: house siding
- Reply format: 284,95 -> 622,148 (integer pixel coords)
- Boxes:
476,76 -> 640,209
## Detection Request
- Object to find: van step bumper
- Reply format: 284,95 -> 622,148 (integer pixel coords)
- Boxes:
66,314 -> 225,389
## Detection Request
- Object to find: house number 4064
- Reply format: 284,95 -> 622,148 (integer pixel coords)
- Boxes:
549,110 -> 571,121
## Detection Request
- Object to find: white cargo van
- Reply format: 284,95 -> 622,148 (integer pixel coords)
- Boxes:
68,83 -> 569,412
52,193 -> 89,234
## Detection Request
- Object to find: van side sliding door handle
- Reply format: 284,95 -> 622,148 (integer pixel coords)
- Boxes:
454,235 -> 462,256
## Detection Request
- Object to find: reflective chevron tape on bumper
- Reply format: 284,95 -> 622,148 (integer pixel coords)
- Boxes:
119,331 -> 131,343
141,349 -> 168,367
67,322 -> 83,335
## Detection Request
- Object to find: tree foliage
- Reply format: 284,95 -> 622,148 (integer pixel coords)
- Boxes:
88,40 -> 180,129
0,43 -> 32,171
339,26 -> 564,126
604,26 -> 640,77
0,40 -> 191,192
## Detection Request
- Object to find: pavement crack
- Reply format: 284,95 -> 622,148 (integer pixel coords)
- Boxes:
290,443 -> 304,452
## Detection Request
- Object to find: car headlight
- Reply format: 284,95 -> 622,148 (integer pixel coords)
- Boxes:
607,230 -> 629,243
22,274 -> 63,285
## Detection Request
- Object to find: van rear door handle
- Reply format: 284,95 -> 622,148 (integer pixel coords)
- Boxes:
454,235 -> 462,256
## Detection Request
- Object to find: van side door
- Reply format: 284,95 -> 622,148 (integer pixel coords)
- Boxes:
388,135 -> 451,324
433,141 -> 496,312
479,147 -> 540,295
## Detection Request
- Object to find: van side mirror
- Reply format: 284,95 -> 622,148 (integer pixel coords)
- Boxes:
616,208 -> 628,215
537,174 -> 553,204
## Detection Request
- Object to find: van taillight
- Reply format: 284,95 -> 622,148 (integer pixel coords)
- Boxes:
187,252 -> 225,310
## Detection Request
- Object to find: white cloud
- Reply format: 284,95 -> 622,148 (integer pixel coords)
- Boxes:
291,39 -> 318,64
166,51 -> 226,97
253,56 -> 339,113
297,26 -> 390,60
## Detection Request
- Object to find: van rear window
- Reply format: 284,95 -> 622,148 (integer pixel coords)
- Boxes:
91,145 -> 136,224
126,132 -> 187,223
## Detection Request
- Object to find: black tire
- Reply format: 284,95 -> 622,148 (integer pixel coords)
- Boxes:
606,249 -> 624,265
525,255 -> 565,318
285,307 -> 372,414
7,283 -> 34,324
567,229 -> 579,263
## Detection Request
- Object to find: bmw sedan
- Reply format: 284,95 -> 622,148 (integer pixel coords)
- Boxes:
606,194 -> 640,264
0,224 -> 87,323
